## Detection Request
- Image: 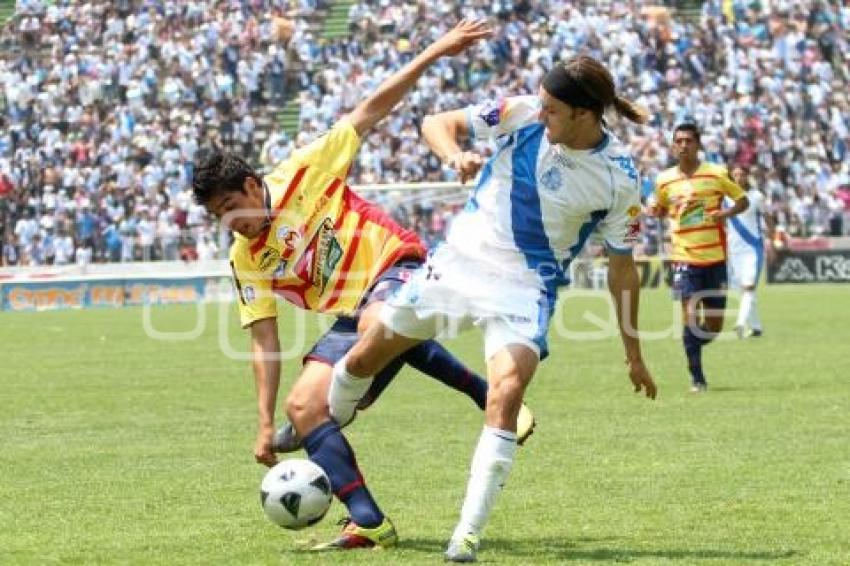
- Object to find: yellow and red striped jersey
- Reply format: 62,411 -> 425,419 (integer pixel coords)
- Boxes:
655,162 -> 746,265
230,119 -> 424,327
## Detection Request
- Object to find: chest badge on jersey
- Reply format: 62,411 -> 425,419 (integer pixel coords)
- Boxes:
541,167 -> 563,192
277,225 -> 301,251
553,152 -> 576,169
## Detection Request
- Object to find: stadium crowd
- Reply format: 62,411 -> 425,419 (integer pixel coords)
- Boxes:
1,0 -> 848,267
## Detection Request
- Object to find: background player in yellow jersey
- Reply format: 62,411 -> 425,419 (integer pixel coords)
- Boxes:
651,122 -> 749,392
191,20 -> 534,551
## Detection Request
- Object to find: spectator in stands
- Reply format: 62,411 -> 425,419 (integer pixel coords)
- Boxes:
2,233 -> 19,266
0,0 -> 848,265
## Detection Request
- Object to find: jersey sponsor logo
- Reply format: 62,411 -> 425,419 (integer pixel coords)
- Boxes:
257,248 -> 280,272
678,202 -> 706,227
294,218 -> 344,291
541,166 -> 562,191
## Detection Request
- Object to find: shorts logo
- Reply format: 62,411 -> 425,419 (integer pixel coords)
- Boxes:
243,285 -> 256,304
258,248 -> 280,272
541,167 -> 562,192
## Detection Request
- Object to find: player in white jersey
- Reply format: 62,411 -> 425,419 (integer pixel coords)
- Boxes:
726,166 -> 774,337
325,55 -> 657,562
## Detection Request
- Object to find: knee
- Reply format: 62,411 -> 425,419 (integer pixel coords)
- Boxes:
285,387 -> 327,431
486,375 -> 525,416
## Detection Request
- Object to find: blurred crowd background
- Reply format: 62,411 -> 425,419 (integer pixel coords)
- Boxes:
1,0 -> 848,267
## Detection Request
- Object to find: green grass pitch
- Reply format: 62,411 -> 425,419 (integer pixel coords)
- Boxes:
1,285 -> 848,565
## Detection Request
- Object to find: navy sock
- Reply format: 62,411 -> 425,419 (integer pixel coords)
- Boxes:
683,326 -> 707,384
303,421 -> 383,528
401,340 -> 488,410
698,324 -> 719,345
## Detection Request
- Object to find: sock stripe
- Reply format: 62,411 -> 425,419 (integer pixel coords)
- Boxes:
337,479 -> 365,499
493,432 -> 517,442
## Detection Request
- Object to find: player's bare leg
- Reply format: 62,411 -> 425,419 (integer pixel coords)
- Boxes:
328,320 -> 423,426
446,344 -> 537,562
284,362 -> 334,439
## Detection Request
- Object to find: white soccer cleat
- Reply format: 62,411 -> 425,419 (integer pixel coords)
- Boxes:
444,533 -> 480,563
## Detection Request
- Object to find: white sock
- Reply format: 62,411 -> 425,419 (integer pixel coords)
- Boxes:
737,290 -> 754,328
748,293 -> 762,331
327,358 -> 373,426
452,426 -> 517,541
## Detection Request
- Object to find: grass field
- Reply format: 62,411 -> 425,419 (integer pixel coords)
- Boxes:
1,285 -> 848,565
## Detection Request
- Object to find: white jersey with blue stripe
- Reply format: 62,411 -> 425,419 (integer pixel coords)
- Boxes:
446,95 -> 641,293
725,188 -> 766,254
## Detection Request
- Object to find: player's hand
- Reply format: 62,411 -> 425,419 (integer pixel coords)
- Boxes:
627,358 -> 657,399
447,151 -> 484,183
254,425 -> 278,468
428,19 -> 492,58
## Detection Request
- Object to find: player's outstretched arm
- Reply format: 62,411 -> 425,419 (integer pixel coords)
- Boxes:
346,19 -> 491,137
250,317 -> 283,467
607,253 -> 657,399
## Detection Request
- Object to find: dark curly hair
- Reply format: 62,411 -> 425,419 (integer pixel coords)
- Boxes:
191,150 -> 262,206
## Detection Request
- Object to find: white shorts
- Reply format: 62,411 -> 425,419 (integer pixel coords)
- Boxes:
727,248 -> 763,288
379,246 -> 555,360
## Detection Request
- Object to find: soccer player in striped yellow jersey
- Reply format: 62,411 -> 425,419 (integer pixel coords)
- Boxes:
651,122 -> 749,392
192,20 -> 536,551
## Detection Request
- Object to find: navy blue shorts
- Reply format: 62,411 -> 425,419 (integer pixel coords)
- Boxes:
671,262 -> 728,310
304,259 -> 422,366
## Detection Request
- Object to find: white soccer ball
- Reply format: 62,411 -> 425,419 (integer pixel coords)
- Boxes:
260,459 -> 333,530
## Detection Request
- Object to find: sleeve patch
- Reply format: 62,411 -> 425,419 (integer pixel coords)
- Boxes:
478,101 -> 502,127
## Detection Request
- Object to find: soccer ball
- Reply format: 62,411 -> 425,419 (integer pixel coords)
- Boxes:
260,459 -> 333,530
